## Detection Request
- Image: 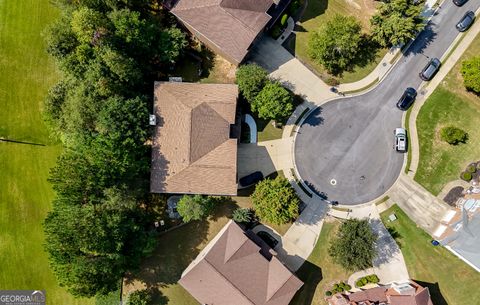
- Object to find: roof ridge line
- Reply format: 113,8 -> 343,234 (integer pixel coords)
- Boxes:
220,6 -> 262,35
265,260 -> 294,301
204,251 -> 257,305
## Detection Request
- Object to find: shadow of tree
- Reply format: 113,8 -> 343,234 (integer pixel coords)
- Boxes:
290,261 -> 323,305
414,280 -> 448,305
386,226 -> 403,248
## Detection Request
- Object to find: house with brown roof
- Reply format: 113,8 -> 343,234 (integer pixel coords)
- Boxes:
166,0 -> 291,65
150,81 -> 239,196
179,220 -> 303,305
328,281 -> 434,305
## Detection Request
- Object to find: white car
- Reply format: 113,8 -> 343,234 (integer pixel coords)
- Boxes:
394,128 -> 407,153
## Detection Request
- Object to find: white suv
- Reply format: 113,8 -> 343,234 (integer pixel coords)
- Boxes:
394,128 -> 407,153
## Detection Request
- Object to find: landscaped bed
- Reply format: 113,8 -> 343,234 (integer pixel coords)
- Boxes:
380,205 -> 480,305
287,0 -> 386,84
415,32 -> 480,195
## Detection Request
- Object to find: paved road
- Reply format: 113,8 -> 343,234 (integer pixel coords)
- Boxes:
295,1 -> 480,205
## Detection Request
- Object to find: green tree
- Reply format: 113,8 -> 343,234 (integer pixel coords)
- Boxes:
370,0 -> 424,47
177,195 -> 215,222
461,56 -> 480,94
43,188 -> 155,297
251,82 -> 294,122
236,64 -> 269,102
127,290 -> 152,305
308,14 -> 362,74
232,208 -> 252,223
328,219 -> 377,271
440,126 -> 468,145
251,177 -> 299,225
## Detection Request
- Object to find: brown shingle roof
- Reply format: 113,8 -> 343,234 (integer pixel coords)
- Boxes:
150,82 -> 238,195
171,0 -> 273,64
179,221 -> 303,305
348,287 -> 388,303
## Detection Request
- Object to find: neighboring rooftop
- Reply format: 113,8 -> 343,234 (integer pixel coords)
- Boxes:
169,0 -> 274,64
438,191 -> 480,272
150,81 -> 238,195
179,220 -> 303,305
328,281 -> 433,305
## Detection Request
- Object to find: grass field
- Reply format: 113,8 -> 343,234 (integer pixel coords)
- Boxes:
414,32 -> 480,195
289,0 -> 386,84
381,205 -> 480,305
0,0 -> 93,304
290,220 -> 350,305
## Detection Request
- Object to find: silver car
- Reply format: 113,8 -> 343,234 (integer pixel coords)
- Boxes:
394,128 -> 407,153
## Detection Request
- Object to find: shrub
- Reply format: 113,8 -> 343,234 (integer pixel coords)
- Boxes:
127,290 -> 152,305
440,126 -> 468,145
344,284 -> 352,291
251,176 -> 300,225
271,24 -> 283,39
325,290 -> 332,296
355,274 -> 379,287
467,163 -> 476,173
232,208 -> 252,223
288,0 -> 302,15
461,56 -> 480,94
280,14 -> 289,27
460,171 -> 472,182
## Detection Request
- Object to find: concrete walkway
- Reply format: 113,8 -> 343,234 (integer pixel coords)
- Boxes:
388,174 -> 452,235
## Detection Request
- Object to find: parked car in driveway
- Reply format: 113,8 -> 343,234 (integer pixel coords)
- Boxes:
456,11 -> 475,32
394,128 -> 407,153
256,231 -> 278,248
396,87 -> 417,110
239,171 -> 264,188
419,58 -> 441,81
453,0 -> 469,6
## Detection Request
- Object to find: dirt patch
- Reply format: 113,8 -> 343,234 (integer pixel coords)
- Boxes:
443,186 -> 464,206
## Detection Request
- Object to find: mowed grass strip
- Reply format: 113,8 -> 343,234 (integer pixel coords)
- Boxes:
290,220 -> 350,305
414,33 -> 480,195
291,0 -> 385,84
380,205 -> 480,305
0,0 -> 93,303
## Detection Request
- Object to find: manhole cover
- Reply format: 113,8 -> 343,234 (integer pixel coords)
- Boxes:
330,179 -> 337,186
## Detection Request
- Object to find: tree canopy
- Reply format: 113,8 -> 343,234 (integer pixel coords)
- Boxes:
177,195 -> 216,222
42,0 -> 187,297
328,219 -> 377,271
461,56 -> 480,94
370,0 -> 424,47
251,177 -> 300,225
308,14 -> 362,74
251,82 -> 294,122
236,64 -> 269,103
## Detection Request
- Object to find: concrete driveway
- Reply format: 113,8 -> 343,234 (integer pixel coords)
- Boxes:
294,1 -> 480,205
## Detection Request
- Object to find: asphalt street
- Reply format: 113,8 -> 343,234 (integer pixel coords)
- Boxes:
294,0 -> 480,205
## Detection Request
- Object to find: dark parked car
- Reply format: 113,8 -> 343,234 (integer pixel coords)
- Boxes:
396,87 -> 417,110
239,171 -> 264,188
456,11 -> 475,32
419,58 -> 441,81
453,0 -> 469,6
256,231 -> 278,248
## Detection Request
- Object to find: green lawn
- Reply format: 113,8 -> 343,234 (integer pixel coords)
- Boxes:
290,220 -> 350,305
414,33 -> 480,195
289,0 -> 386,84
381,205 -> 480,305
0,0 -> 93,303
